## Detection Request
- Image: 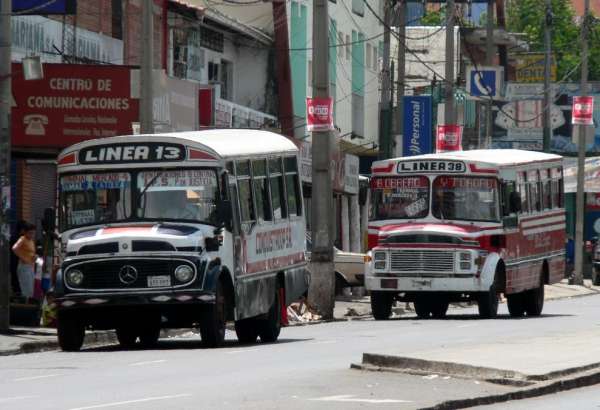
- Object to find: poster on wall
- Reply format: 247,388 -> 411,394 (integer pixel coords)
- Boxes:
492,82 -> 600,154
306,97 -> 334,132
572,96 -> 594,125
436,125 -> 463,152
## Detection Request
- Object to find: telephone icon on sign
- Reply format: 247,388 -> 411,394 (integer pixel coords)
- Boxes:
24,114 -> 48,136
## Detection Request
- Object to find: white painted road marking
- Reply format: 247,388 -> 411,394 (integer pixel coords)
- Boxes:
226,348 -> 260,354
310,395 -> 412,404
13,374 -> 61,382
129,360 -> 166,366
67,394 -> 193,410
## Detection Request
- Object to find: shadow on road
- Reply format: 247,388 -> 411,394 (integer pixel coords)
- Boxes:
81,336 -> 313,353
386,313 -> 574,321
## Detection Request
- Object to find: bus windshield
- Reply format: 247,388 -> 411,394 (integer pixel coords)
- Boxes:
432,176 -> 499,222
59,172 -> 132,230
137,169 -> 219,224
371,176 -> 430,220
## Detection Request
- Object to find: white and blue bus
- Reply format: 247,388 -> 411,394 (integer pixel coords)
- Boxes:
54,130 -> 309,350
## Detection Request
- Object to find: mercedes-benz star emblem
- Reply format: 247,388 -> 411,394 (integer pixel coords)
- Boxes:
118,265 -> 138,285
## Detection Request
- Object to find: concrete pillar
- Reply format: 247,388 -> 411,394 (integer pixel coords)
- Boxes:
341,194 -> 350,251
360,188 -> 370,252
349,194 -> 361,253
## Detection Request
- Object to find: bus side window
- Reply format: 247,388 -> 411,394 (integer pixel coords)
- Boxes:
502,181 -> 516,216
284,156 -> 302,217
236,160 -> 255,223
252,159 -> 273,222
268,157 -> 287,220
518,183 -> 528,214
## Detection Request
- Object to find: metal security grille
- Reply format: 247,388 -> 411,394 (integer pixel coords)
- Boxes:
65,259 -> 196,291
390,250 -> 455,273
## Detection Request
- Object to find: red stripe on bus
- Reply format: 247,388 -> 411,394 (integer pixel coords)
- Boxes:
372,163 -> 395,174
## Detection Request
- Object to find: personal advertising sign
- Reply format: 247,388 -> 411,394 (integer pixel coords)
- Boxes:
572,96 -> 594,125
11,63 -> 139,149
306,97 -> 334,132
403,95 -> 432,156
436,125 -> 463,152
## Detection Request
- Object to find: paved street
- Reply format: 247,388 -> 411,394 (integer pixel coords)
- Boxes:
2,294 -> 600,410
474,385 -> 600,410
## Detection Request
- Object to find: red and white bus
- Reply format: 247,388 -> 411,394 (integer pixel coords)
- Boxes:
365,149 -> 565,319
54,130 -> 309,350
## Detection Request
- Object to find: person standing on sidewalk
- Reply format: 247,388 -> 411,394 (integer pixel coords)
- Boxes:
11,223 -> 37,299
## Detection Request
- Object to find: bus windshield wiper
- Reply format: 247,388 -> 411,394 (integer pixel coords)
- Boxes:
136,171 -> 164,217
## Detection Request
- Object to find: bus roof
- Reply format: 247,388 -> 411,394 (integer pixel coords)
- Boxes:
375,149 -> 562,169
59,129 -> 298,161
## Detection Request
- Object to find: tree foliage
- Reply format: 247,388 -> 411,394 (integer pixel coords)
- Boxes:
506,0 -> 600,81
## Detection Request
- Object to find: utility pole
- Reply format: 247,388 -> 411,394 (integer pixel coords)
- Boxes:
395,0 -> 406,157
484,0 -> 494,148
308,0 -> 335,319
573,0 -> 590,286
0,0 -> 12,332
542,0 -> 552,152
379,0 -> 392,159
140,0 -> 154,134
444,0 -> 456,127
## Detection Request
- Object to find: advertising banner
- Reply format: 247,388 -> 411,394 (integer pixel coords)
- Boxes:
515,53 -> 557,83
12,0 -> 76,15
11,63 -> 139,148
436,125 -> 463,152
306,97 -> 334,132
572,96 -> 594,125
402,95 -> 432,156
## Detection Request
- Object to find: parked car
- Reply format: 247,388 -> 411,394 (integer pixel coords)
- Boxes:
305,236 -> 366,291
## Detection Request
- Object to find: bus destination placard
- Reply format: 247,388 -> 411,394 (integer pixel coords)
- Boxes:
79,143 -> 186,164
397,160 -> 466,174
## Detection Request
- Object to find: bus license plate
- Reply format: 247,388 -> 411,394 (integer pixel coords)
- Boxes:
147,275 -> 171,287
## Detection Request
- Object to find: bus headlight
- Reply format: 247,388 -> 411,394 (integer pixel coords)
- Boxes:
374,261 -> 386,270
66,269 -> 84,287
174,265 -> 194,282
459,252 -> 471,261
374,251 -> 387,261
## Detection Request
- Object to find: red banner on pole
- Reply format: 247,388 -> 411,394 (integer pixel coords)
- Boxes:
306,97 -> 334,132
436,125 -> 463,152
572,96 -> 594,125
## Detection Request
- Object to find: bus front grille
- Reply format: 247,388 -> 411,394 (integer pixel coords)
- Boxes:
389,250 -> 455,273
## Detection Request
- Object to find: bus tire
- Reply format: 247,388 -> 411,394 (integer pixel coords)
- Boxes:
258,288 -> 282,343
116,327 -> 138,349
200,280 -> 227,348
525,275 -> 545,317
235,318 -> 259,344
371,291 -> 393,320
57,312 -> 85,352
414,298 -> 431,319
507,293 -> 525,317
430,300 -> 449,319
478,279 -> 499,319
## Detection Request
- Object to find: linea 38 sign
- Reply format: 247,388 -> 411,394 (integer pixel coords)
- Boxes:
397,160 -> 466,174
79,143 -> 186,164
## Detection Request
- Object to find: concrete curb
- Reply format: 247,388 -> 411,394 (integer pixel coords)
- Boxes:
419,367 -> 600,410
353,354 -> 600,409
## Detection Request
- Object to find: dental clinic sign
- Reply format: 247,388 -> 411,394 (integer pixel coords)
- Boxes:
306,97 -> 334,132
403,96 -> 432,156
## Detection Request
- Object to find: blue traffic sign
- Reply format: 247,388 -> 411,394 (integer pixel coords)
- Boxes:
466,67 -> 503,99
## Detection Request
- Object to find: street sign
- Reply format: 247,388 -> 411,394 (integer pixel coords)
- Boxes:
403,95 -> 432,156
572,96 -> 594,125
436,125 -> 463,152
306,97 -> 334,132
466,66 -> 503,99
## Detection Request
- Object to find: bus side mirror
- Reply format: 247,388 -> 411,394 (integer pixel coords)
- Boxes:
509,191 -> 522,213
218,200 -> 233,231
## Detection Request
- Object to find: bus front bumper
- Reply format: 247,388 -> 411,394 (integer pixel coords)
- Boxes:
365,275 -> 489,293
